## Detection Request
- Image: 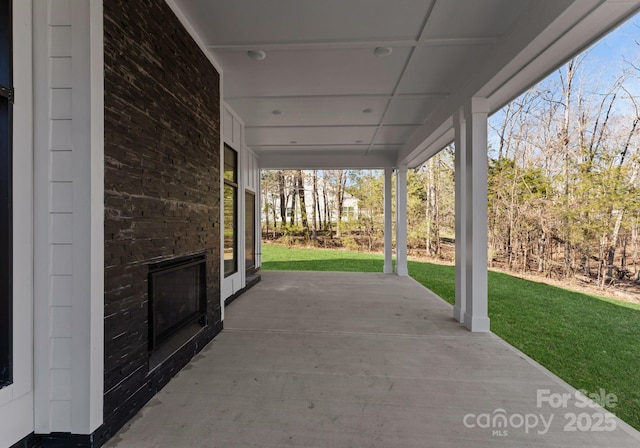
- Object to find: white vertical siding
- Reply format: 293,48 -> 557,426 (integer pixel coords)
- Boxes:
33,0 -> 103,435
34,0 -> 74,430
244,148 -> 261,268
222,103 -> 243,300
243,147 -> 259,193
221,102 -> 261,299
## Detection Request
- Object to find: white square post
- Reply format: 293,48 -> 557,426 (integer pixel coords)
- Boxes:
383,167 -> 394,274
33,0 -> 104,433
395,166 -> 408,277
463,98 -> 490,332
453,109 -> 466,323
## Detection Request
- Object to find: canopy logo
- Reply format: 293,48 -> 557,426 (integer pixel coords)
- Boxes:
463,409 -> 553,436
463,389 -> 618,437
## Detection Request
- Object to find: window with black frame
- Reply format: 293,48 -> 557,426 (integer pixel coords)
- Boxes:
0,0 -> 13,388
223,145 -> 238,277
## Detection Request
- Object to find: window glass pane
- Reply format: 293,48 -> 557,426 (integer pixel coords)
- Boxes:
224,184 -> 237,277
224,145 -> 236,183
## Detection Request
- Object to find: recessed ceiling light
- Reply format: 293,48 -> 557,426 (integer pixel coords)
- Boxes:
290,140 -> 297,144
247,50 -> 266,60
272,110 -> 283,115
362,108 -> 373,114
373,47 -> 392,57
355,140 -> 364,143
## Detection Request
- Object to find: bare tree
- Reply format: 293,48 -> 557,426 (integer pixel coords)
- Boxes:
277,170 -> 286,229
296,170 -> 309,236
311,170 -> 318,239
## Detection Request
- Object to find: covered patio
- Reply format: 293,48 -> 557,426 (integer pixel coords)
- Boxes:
194,0 -> 640,332
5,1 -> 640,446
104,271 -> 640,447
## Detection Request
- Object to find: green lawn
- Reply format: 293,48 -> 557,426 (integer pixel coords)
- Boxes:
262,244 -> 640,431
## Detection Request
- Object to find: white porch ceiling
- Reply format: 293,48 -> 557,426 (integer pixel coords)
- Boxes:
173,0 -> 640,169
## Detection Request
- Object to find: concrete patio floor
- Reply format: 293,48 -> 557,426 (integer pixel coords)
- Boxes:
105,271 -> 640,447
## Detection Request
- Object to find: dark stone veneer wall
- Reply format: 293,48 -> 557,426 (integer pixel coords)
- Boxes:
101,0 -> 221,444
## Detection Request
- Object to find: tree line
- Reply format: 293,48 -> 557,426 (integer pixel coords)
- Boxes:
485,54 -> 640,286
261,169 -> 349,240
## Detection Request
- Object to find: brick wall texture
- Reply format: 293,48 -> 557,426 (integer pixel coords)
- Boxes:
102,0 -> 222,442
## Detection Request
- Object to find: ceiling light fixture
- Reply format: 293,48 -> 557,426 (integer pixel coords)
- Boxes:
247,50 -> 266,60
373,47 -> 392,57
272,110 -> 283,115
355,140 -> 364,144
362,108 -> 373,114
289,140 -> 297,144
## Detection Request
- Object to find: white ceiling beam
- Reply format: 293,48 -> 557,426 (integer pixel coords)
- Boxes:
420,37 -> 499,47
208,37 -> 499,52
407,121 -> 455,168
208,40 -> 417,51
225,93 -> 392,101
258,149 -> 395,169
225,93 -> 448,101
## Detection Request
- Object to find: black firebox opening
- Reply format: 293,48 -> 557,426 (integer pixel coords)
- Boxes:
148,252 -> 207,351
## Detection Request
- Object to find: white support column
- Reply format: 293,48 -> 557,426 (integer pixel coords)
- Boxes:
383,167 -> 393,274
463,98 -> 490,332
453,109 -> 466,323
33,0 -> 104,434
395,166 -> 408,277
74,0 -> 105,433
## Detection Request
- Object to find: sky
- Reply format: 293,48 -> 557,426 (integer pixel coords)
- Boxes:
589,13 -> 640,65
537,11 -> 640,94
486,12 -> 640,157
578,12 -> 640,91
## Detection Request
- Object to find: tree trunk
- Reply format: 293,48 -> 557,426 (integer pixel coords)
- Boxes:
278,171 -> 286,229
425,159 -> 440,257
561,60 -> 576,277
296,170 -> 309,236
622,237 -> 627,273
289,187 -> 296,227
425,167 -> 432,255
323,186 -> 331,236
599,234 -> 608,288
632,223 -> 639,279
335,170 -> 346,238
311,171 -> 318,239
537,229 -> 545,273
605,109 -> 639,278
271,201 -> 277,239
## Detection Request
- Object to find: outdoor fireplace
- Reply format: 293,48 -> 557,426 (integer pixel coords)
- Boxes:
148,253 -> 207,350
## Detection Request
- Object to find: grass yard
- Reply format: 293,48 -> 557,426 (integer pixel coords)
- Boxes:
262,243 -> 387,272
262,244 -> 640,431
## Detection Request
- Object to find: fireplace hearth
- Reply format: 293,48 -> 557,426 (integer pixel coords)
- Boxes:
148,253 -> 207,350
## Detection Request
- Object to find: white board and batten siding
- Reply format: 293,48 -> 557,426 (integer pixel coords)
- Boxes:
244,144 -> 261,269
32,0 -> 104,438
1,2 -> 104,445
221,103 -> 261,310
